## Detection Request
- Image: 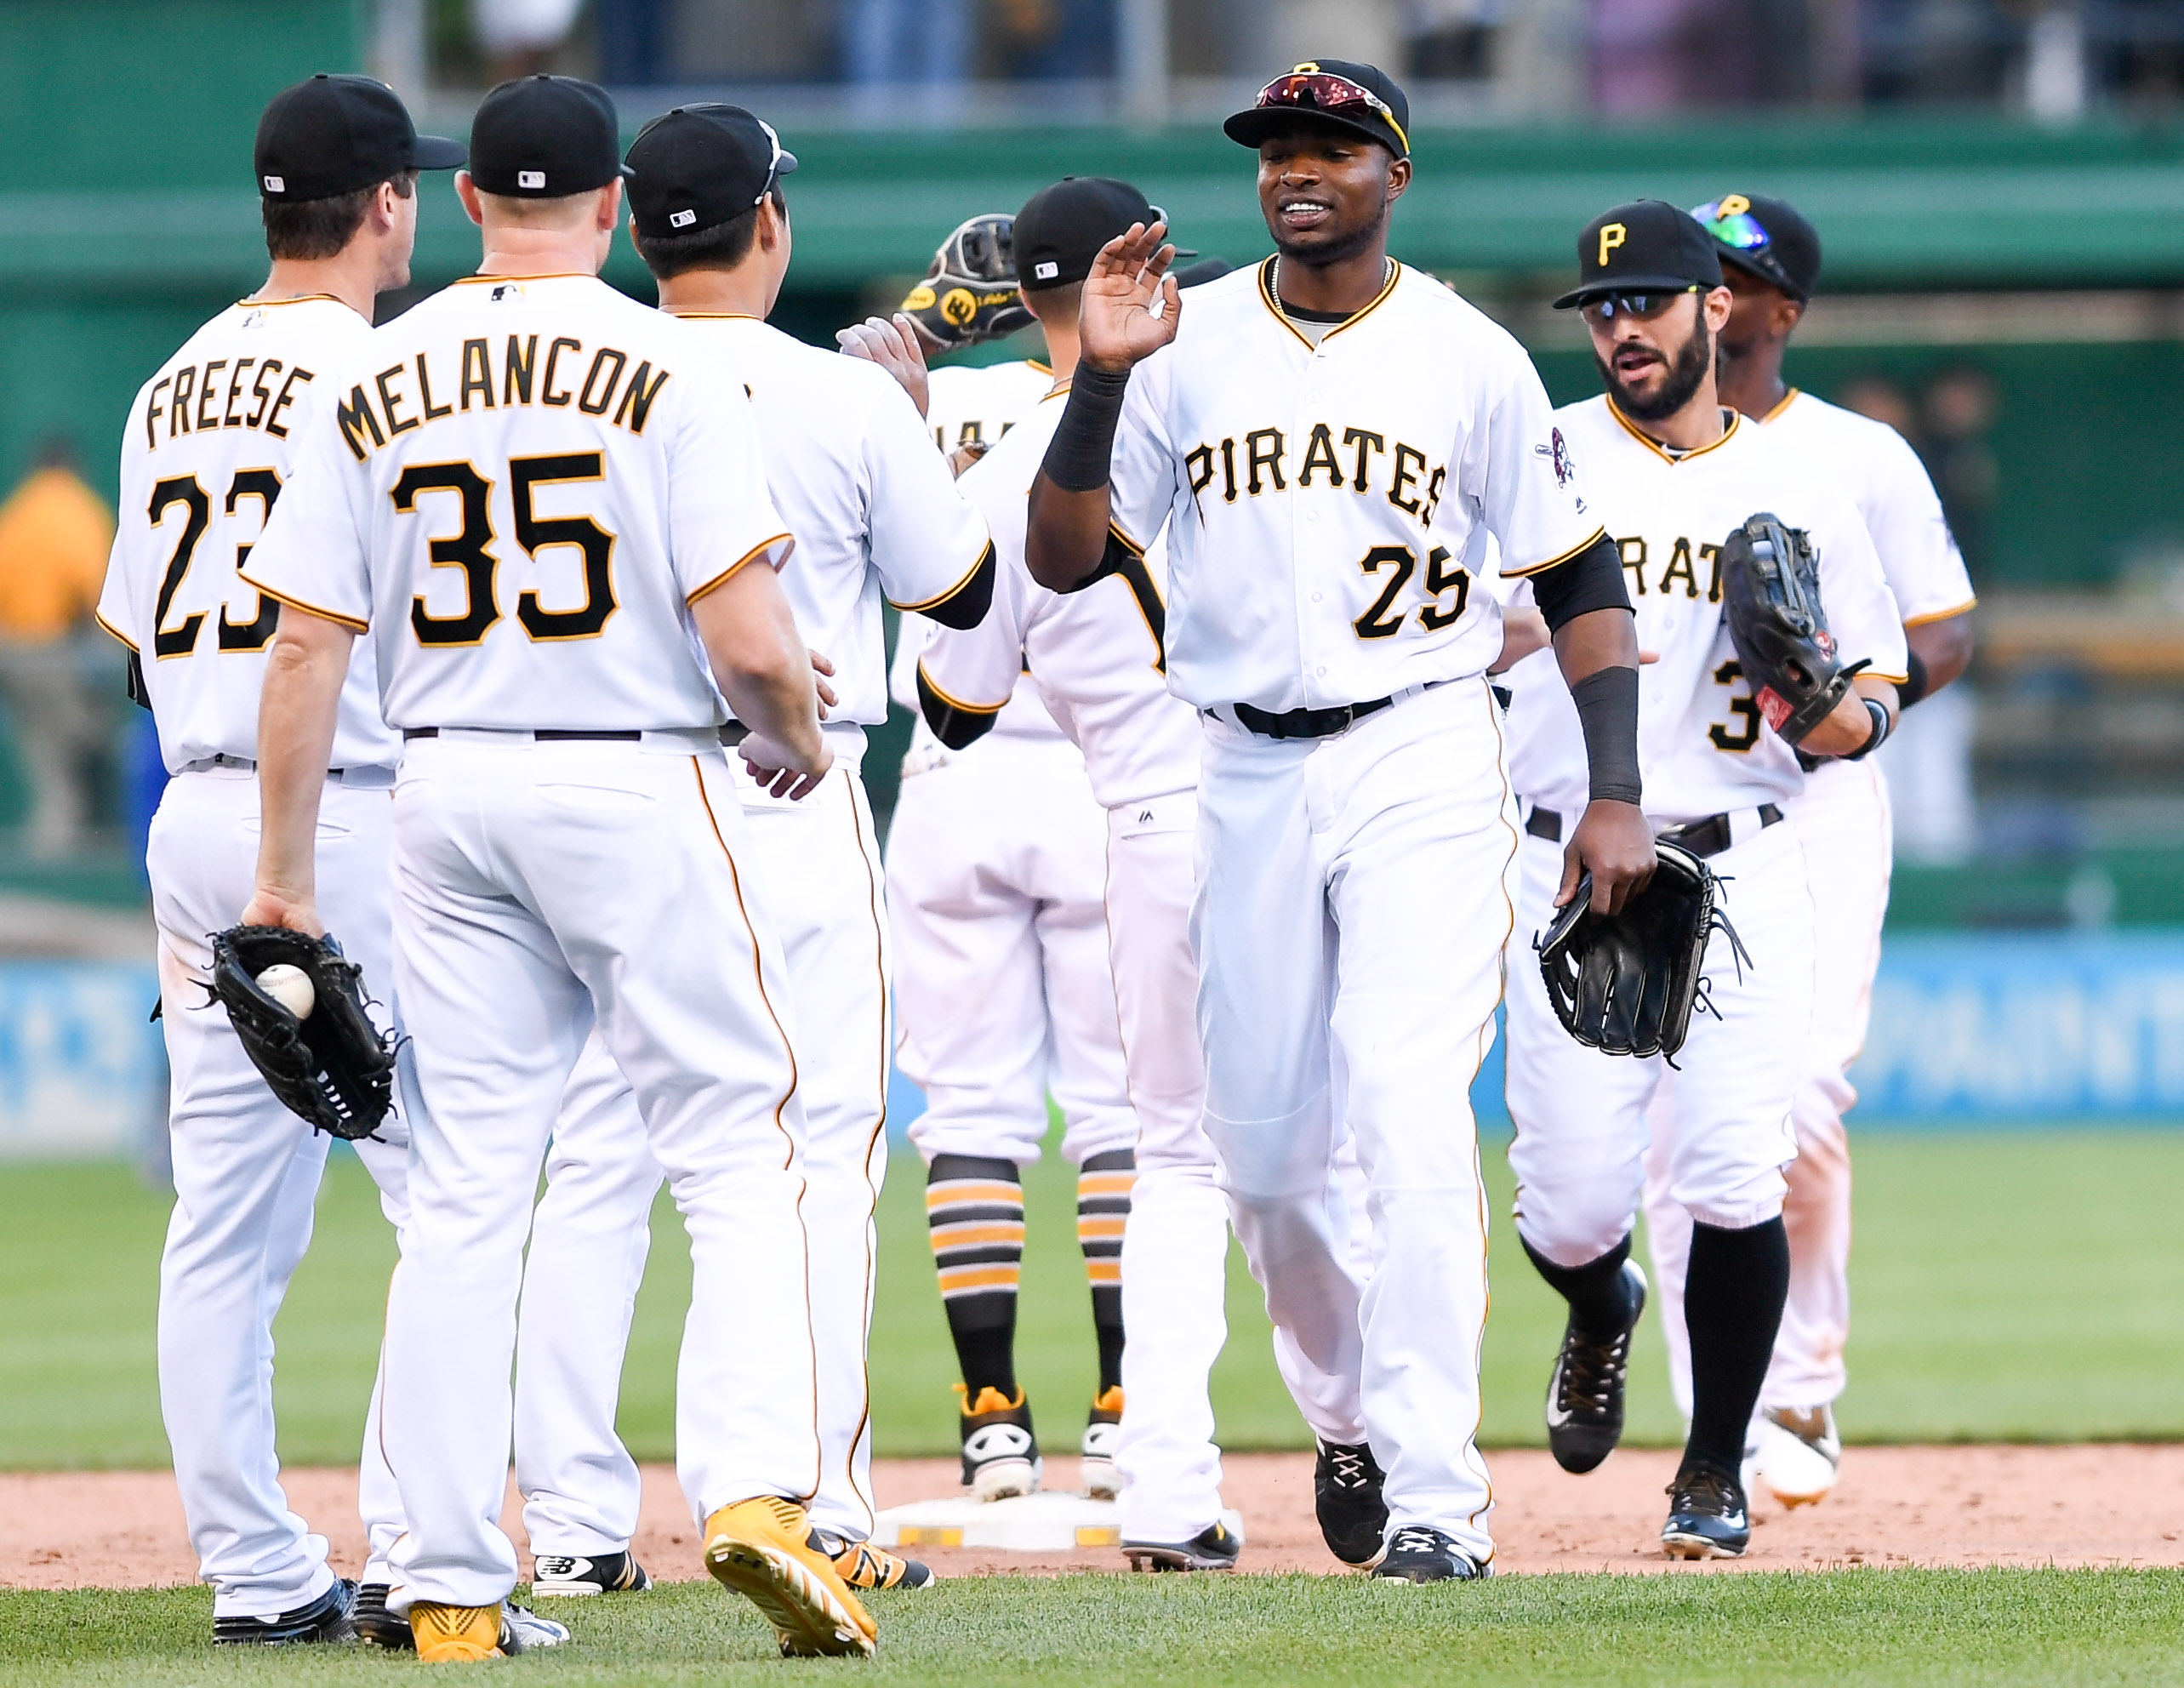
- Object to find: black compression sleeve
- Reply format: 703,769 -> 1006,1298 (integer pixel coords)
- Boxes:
1038,365 -> 1131,493
915,541 -> 997,630
1529,533 -> 1629,630
1569,665 -> 1643,806
915,665 -> 1001,751
1898,648 -> 1930,710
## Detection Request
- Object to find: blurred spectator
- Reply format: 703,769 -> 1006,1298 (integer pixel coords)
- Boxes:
847,0 -> 972,88
1837,372 -> 1920,442
1590,0 -> 1815,111
475,0 -> 585,81
0,440 -> 115,858
994,0 -> 1115,79
598,0 -> 668,84
1405,0 -> 1504,78
1923,364 -> 2000,577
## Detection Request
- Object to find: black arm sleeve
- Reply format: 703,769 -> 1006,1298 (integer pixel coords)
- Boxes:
1897,647 -> 1930,710
910,541 -> 998,631
1569,665 -> 1643,807
1038,365 -> 1131,493
915,664 -> 1001,751
1530,533 -> 1631,631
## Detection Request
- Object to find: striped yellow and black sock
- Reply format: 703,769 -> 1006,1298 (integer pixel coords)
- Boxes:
927,1154 -> 1024,1399
1077,1149 -> 1135,1394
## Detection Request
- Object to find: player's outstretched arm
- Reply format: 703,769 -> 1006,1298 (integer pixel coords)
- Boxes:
1550,604 -> 1657,915
691,559 -> 832,801
1800,674 -> 1901,759
1025,222 -> 1178,592
241,607 -> 355,938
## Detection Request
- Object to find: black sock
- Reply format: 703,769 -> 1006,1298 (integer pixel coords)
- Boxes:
1078,1149 -> 1134,1396
1683,1216 -> 1791,1476
927,1154 -> 1023,1401
1522,1231 -> 1638,1343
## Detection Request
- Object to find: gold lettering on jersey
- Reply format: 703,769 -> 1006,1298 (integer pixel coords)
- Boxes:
338,385 -> 387,459
1244,427 -> 1286,494
505,334 -> 539,405
1422,465 -> 1446,527
1617,535 -> 1648,592
144,358 -> 312,451
1218,438 -> 1239,503
1185,443 -> 1215,497
611,362 -> 670,433
378,363 -> 420,436
1343,427 -> 1384,493
1702,542 -> 1724,602
1616,536 -> 1730,602
459,339 -> 497,409
417,353 -> 453,421
1387,442 -> 1427,514
1297,423 -> 1344,488
1659,537 -> 1698,598
541,336 -> 581,406
577,347 -> 626,415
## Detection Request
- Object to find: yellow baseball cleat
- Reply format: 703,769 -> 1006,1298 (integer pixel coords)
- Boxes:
408,1601 -> 502,1662
704,1497 -> 877,1658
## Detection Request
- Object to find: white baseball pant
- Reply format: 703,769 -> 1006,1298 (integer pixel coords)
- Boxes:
1641,757 -> 1887,1417
513,752 -> 892,1550
149,765 -> 411,1618
890,733 -> 1134,1168
1192,681 -> 1513,1564
1506,818 -> 1810,1274
380,733 -> 820,1614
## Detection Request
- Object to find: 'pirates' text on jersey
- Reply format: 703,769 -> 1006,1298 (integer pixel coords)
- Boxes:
99,295 -> 396,774
1106,259 -> 1602,714
1503,398 -> 1907,824
241,275 -> 790,734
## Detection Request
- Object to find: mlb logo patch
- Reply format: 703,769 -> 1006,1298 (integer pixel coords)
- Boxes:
518,169 -> 546,190
1034,261 -> 1059,281
670,208 -> 697,228
262,175 -> 284,194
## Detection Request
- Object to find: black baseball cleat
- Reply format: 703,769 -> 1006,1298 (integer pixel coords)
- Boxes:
958,1384 -> 1041,1501
531,1549 -> 653,1597
351,1582 -> 413,1650
1544,1260 -> 1647,1474
1662,1460 -> 1753,1559
212,1577 -> 356,1645
1123,1520 -> 1242,1573
1314,1440 -> 1389,1568
1372,1525 -> 1490,1583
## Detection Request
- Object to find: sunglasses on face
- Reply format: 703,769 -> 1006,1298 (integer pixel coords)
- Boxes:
1254,71 -> 1411,154
1578,288 -> 1701,326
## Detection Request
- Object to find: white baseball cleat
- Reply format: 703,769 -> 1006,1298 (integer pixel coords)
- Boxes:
1749,1406 -> 1841,1507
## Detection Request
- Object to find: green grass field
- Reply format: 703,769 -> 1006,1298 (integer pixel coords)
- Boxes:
3,1130 -> 2182,1469
2,1571 -> 2181,1686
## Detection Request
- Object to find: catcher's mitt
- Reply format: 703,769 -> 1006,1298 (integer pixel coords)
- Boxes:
1535,841 -> 1747,1061
1719,512 -> 1868,746
209,925 -> 396,1140
899,214 -> 1035,348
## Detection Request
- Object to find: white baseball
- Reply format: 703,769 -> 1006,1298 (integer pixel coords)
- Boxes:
256,963 -> 315,1019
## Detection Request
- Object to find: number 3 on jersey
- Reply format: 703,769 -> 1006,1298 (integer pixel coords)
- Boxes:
397,452 -> 617,648
147,468 -> 286,659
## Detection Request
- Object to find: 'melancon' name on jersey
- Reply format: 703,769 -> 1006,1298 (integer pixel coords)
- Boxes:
331,328 -> 672,459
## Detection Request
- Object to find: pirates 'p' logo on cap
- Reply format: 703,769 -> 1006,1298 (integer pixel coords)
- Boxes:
1597,223 -> 1628,266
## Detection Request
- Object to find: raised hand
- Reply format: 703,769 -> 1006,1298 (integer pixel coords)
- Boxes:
835,312 -> 932,418
1079,221 -> 1181,375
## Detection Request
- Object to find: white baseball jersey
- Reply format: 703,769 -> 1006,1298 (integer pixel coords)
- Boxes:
1501,398 -> 1907,825
892,357 -> 1064,745
1106,259 -> 1601,714
917,385 -> 1200,809
1760,389 -> 1974,625
242,275 -> 790,732
675,314 -> 991,734
98,296 -> 397,773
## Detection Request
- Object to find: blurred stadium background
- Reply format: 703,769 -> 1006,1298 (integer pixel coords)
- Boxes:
0,0 -> 2181,1155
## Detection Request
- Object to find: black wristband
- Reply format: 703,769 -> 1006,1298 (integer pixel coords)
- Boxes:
1898,648 -> 1930,710
1842,696 -> 1892,761
1039,365 -> 1132,493
1570,664 -> 1643,807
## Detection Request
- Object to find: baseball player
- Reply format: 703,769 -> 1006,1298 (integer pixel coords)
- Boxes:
1631,194 -> 1976,1508
506,103 -> 995,1596
1024,62 -> 1656,1581
236,75 -> 875,1660
94,75 -> 469,1650
847,220 -> 1141,1504
1497,200 -> 1906,1558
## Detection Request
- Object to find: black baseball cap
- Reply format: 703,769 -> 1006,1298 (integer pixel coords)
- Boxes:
1554,200 -> 1725,310
1013,177 -> 1189,292
1224,60 -> 1411,159
254,74 -> 463,202
624,105 -> 797,241
468,76 -> 629,198
1690,193 -> 1822,302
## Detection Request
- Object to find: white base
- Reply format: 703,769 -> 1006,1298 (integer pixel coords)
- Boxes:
873,1492 -> 1246,1554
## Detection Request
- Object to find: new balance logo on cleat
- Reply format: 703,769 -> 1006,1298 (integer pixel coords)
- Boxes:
531,1550 -> 653,1597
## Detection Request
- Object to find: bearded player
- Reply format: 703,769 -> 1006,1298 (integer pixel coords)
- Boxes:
1629,194 -> 1976,1509
1498,201 -> 1905,1557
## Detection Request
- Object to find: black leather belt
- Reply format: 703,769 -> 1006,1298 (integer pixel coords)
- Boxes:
402,728 -> 644,742
1232,695 -> 1394,740
1525,802 -> 1782,860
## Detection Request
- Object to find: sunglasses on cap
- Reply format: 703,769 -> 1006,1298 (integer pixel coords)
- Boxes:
750,118 -> 790,205
1691,197 -> 1771,252
1253,71 -> 1411,154
1578,288 -> 1702,326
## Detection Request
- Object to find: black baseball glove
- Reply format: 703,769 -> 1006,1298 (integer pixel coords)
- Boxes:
1535,840 -> 1744,1061
1719,512 -> 1868,746
209,925 -> 396,1140
899,214 -> 1035,348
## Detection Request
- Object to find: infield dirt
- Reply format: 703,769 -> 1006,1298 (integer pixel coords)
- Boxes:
5,1446 -> 2180,1588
